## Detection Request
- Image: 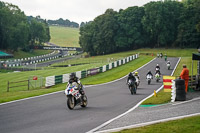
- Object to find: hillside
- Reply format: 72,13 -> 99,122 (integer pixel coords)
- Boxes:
49,26 -> 80,47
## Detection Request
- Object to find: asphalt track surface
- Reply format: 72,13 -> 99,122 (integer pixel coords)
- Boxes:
0,57 -> 179,133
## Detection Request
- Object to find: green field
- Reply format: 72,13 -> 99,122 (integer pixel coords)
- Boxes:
49,26 -> 80,47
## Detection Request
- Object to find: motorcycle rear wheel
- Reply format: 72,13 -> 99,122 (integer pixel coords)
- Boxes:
148,80 -> 151,85
67,96 -> 75,110
129,86 -> 134,95
81,95 -> 88,108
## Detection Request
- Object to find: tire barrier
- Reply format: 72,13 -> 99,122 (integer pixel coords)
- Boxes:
45,54 -> 139,87
175,79 -> 186,101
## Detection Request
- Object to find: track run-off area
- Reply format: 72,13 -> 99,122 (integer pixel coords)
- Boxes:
0,57 -> 180,133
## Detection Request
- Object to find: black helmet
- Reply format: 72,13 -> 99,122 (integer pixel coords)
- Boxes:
129,72 -> 133,77
70,73 -> 76,79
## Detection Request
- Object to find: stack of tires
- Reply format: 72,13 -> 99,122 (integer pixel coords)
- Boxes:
175,79 -> 186,101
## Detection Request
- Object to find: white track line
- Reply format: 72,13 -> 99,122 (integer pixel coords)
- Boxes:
87,57 -> 181,133
172,97 -> 200,106
0,58 -> 156,106
95,113 -> 200,133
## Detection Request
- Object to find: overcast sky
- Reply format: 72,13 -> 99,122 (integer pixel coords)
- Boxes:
1,0 -> 159,24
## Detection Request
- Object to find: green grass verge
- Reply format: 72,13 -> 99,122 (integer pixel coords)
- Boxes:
141,89 -> 172,105
49,26 -> 80,47
115,115 -> 200,133
13,49 -> 52,59
133,48 -> 197,57
81,56 -> 153,85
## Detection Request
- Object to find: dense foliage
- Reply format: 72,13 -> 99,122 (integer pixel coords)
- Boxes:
79,0 -> 200,56
0,2 -> 50,52
47,18 -> 79,28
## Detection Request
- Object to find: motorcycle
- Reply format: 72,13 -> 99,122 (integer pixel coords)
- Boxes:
65,82 -> 87,110
127,79 -> 137,94
155,73 -> 160,82
135,77 -> 140,89
167,63 -> 171,70
146,74 -> 153,85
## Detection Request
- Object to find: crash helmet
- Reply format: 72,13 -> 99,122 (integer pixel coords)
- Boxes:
129,72 -> 133,77
135,72 -> 138,76
70,73 -> 76,79
156,64 -> 159,66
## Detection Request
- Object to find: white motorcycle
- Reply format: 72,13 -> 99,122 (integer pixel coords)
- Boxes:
65,82 -> 87,110
155,73 -> 160,82
146,74 -> 153,85
167,63 -> 171,70
135,77 -> 140,88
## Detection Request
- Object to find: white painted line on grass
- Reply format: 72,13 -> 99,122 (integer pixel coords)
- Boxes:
95,113 -> 200,133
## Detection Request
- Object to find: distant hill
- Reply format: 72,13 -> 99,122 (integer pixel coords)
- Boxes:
47,18 -> 79,28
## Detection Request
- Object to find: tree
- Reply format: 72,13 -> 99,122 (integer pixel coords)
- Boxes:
115,6 -> 146,50
176,0 -> 200,48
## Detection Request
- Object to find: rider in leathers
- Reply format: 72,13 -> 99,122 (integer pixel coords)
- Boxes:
68,73 -> 85,95
127,72 -> 136,87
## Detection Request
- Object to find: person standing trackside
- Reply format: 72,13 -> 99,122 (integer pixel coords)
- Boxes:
180,64 -> 189,93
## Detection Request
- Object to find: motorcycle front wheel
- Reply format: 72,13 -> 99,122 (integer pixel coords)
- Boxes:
67,96 -> 75,110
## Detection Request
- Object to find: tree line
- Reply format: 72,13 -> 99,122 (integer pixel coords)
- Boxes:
47,18 -> 79,28
0,2 -> 50,52
79,0 -> 200,56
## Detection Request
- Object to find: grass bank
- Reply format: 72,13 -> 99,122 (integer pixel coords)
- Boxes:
115,115 -> 200,133
49,26 -> 80,47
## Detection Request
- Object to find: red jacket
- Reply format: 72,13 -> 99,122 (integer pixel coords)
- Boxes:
180,68 -> 189,80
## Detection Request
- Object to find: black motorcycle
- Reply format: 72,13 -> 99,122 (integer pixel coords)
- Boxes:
127,79 -> 137,94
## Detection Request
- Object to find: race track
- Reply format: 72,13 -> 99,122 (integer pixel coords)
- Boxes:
0,57 -> 179,133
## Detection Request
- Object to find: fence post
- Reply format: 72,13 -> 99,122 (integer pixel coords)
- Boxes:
28,79 -> 30,90
7,81 -> 9,92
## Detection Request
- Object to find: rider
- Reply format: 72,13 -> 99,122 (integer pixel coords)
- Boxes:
127,72 -> 136,86
155,64 -> 160,71
68,73 -> 85,95
167,61 -> 171,65
155,69 -> 161,75
146,70 -> 153,79
134,72 -> 140,80
134,72 -> 140,88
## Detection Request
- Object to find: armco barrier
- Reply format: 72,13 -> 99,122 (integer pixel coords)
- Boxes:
45,54 -> 139,87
